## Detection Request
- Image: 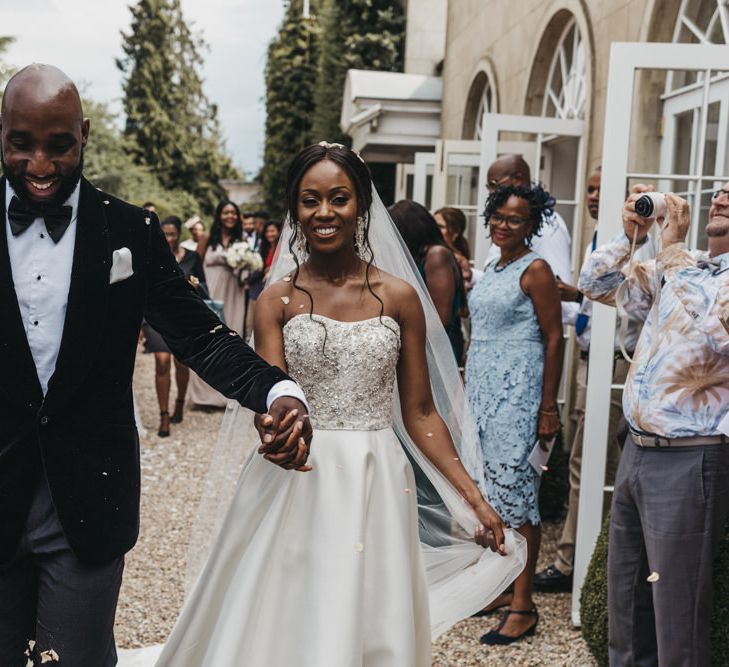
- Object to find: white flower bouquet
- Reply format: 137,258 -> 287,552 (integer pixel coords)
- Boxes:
224,240 -> 264,283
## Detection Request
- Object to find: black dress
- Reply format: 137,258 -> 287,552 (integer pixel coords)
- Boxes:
142,249 -> 207,353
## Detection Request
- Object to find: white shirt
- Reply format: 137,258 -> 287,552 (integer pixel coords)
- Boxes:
5,181 -> 306,411
485,211 -> 577,324
6,181 -> 79,395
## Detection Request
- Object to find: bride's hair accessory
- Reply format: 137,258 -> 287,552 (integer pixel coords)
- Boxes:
317,140 -> 366,164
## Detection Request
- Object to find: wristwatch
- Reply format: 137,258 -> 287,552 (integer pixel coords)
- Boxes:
574,291 -> 584,304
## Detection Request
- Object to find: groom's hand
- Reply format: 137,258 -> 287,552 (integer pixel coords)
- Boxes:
255,397 -> 313,472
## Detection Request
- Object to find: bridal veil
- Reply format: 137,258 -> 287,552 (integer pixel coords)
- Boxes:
186,187 -> 527,638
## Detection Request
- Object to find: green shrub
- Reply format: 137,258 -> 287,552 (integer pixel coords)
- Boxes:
538,428 -> 569,522
580,515 -> 610,667
580,514 -> 729,666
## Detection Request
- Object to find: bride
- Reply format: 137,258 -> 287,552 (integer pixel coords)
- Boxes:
120,142 -> 525,666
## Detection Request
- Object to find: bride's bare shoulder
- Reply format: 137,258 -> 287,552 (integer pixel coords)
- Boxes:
370,268 -> 421,310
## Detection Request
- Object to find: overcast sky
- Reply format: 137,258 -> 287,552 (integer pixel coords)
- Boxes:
1,0 -> 286,177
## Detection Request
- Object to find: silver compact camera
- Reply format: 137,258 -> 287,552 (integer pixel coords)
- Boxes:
635,192 -> 667,219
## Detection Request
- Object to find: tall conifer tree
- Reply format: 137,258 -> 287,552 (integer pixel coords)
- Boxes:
261,0 -> 319,215
117,0 -> 236,213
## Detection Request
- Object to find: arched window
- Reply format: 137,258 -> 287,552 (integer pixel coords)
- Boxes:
542,18 -> 587,120
462,68 -> 496,140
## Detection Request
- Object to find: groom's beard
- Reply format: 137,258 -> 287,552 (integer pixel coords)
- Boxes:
1,149 -> 85,214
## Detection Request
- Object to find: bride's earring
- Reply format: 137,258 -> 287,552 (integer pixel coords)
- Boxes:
354,216 -> 366,257
294,224 -> 309,260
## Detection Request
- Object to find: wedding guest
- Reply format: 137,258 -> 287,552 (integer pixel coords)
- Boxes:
142,201 -> 156,213
579,185 -> 729,666
389,199 -> 466,363
434,206 -> 470,258
244,211 -> 268,340
434,206 -> 473,288
142,216 -> 207,436
180,216 -> 205,252
260,220 -> 282,282
466,184 -> 563,644
535,167 -> 654,593
188,200 -> 247,408
484,155 -> 575,325
242,211 -> 259,248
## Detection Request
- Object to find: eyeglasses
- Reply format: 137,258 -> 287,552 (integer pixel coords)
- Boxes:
489,213 -> 531,229
712,188 -> 729,201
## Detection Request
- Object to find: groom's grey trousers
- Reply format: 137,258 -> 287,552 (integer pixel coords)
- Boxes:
0,478 -> 123,666
608,435 -> 729,667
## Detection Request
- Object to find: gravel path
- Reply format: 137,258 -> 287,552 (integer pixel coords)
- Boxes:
116,349 -> 596,665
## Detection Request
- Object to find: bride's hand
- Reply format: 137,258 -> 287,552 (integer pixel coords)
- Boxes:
472,500 -> 507,555
255,398 -> 313,471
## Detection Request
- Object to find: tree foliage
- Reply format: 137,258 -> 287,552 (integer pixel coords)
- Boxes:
261,1 -> 320,217
311,0 -> 405,144
117,0 -> 237,214
0,36 -> 16,99
83,97 -> 198,219
261,0 -> 405,216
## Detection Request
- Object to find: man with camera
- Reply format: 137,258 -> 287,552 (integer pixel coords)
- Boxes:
579,184 -> 729,666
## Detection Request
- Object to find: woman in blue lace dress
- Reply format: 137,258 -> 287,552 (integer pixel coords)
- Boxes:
466,184 -> 564,645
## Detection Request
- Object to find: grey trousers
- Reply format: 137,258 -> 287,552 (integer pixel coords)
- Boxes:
608,435 -> 729,667
0,479 -> 124,666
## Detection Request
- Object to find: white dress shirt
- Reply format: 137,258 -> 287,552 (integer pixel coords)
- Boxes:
6,181 -> 80,395
5,181 -> 307,411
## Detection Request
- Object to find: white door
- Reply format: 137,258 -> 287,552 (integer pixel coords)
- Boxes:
412,151 -> 436,210
476,113 -> 586,272
574,42 -> 729,626
477,113 -> 586,431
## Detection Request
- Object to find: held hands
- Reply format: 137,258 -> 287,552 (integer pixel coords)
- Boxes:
472,499 -> 508,555
255,397 -> 314,472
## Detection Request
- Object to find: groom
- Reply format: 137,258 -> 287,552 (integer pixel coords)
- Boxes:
0,64 -> 312,666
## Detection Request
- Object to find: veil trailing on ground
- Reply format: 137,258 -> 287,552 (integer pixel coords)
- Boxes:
186,187 -> 526,638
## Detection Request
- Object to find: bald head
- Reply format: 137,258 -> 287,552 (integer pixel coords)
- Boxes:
1,64 -> 89,210
487,154 -> 531,191
2,64 -> 83,121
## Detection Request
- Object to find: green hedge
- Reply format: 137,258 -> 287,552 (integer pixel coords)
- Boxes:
580,514 -> 729,666
538,428 -> 569,522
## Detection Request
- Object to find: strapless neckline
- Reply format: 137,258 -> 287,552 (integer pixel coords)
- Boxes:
284,313 -> 400,330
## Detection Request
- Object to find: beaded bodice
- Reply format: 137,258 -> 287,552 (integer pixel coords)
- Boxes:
283,314 -> 401,430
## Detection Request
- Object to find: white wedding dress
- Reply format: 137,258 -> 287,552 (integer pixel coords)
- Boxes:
119,311 -> 526,667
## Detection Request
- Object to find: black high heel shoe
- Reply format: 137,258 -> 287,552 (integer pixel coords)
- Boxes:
170,399 -> 185,424
480,607 -> 538,645
158,411 -> 171,437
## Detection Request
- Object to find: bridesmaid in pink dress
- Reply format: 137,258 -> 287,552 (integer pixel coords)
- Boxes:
187,200 -> 247,408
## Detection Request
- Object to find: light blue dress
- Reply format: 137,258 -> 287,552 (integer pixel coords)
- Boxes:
465,252 -> 543,527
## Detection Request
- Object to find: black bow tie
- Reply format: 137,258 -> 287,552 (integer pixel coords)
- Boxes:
7,196 -> 73,243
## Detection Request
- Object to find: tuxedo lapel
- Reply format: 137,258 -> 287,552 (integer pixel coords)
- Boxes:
0,179 -> 44,409
44,178 -> 111,412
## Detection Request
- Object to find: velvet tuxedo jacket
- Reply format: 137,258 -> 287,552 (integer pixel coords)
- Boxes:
0,177 -> 289,565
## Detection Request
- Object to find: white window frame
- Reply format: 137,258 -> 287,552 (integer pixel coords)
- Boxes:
572,41 -> 729,627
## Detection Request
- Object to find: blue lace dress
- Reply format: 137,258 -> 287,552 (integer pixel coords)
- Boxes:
465,252 -> 543,527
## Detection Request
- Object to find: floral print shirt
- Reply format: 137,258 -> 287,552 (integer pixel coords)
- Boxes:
578,233 -> 729,438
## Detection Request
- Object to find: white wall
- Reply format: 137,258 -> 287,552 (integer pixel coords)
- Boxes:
404,0 -> 448,75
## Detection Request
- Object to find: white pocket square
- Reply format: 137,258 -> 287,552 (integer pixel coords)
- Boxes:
110,247 -> 134,284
